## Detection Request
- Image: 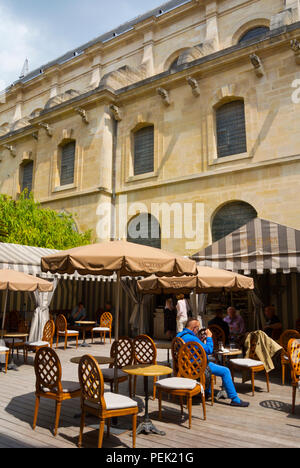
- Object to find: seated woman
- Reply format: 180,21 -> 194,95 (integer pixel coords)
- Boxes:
177,318 -> 249,408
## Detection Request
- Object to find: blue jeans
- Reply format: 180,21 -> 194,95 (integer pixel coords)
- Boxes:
208,362 -> 239,402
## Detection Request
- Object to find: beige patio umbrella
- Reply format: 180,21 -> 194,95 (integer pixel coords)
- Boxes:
137,266 -> 254,295
41,240 -> 197,340
0,270 -> 54,339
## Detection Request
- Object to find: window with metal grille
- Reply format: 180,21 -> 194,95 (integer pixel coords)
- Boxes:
216,100 -> 247,158
134,126 -> 154,176
212,201 -> 257,242
21,161 -> 34,194
60,141 -> 75,186
127,213 -> 161,249
239,27 -> 269,44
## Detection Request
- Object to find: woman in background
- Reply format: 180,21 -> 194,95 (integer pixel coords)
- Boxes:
164,297 -> 177,340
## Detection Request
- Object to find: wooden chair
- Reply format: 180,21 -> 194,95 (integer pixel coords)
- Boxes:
280,330 -> 300,385
133,334 -> 157,400
33,347 -> 81,436
78,355 -> 138,449
156,341 -> 207,428
287,338 -> 300,414
25,320 -> 55,363
102,337 -> 134,396
208,324 -> 226,351
5,318 -> 28,362
171,337 -> 185,376
56,314 -> 79,350
0,345 -> 10,374
230,332 -> 270,396
91,312 -> 113,344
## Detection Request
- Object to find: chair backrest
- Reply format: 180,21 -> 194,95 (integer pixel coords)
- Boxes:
280,330 -> 300,352
208,324 -> 226,348
171,336 -> 184,376
42,320 -> 55,345
110,337 -> 133,369
34,347 -> 62,394
56,314 -> 67,333
272,326 -> 283,341
100,312 -> 113,329
287,338 -> 300,384
178,341 -> 207,384
248,332 -> 261,361
133,334 -> 157,365
78,355 -> 105,410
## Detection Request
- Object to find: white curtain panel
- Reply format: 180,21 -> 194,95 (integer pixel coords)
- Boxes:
28,279 -> 58,342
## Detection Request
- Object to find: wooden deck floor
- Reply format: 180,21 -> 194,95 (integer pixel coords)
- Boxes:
0,340 -> 299,449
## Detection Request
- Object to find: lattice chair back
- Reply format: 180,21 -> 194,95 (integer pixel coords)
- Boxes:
42,320 -> 55,345
78,355 -> 105,411
110,337 -> 133,369
288,339 -> 300,384
178,341 -> 207,385
56,314 -> 67,333
100,312 -> 113,329
208,325 -> 226,348
171,337 -> 184,376
34,347 -> 63,394
280,330 -> 300,352
133,335 -> 157,365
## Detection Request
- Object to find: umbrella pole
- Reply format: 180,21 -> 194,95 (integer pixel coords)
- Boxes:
192,288 -> 197,319
1,289 -> 8,340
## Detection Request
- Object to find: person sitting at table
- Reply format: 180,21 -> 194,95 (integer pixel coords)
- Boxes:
263,306 -> 282,339
208,309 -> 230,345
69,302 -> 87,326
224,307 -> 246,343
177,319 -> 249,408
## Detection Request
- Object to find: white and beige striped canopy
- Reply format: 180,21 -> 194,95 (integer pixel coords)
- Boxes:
193,218 -> 300,275
0,243 -> 109,281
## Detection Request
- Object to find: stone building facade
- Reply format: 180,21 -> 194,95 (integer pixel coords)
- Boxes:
1,0 -> 300,256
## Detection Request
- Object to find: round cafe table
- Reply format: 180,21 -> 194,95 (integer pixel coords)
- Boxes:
73,321 -> 96,348
70,356 -> 114,365
4,332 -> 28,370
122,364 -> 173,436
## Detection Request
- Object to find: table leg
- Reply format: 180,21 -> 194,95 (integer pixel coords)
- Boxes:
136,376 -> 166,436
8,338 -> 18,370
80,328 -> 91,348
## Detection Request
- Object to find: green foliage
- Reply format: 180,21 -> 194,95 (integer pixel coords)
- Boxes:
0,191 -> 92,249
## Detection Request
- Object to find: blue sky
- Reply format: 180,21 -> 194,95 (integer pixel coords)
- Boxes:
0,0 -> 165,89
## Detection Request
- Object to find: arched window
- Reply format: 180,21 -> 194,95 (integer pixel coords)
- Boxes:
212,201 -> 257,242
133,126 -> 154,176
60,140 -> 76,186
127,213 -> 161,249
216,100 -> 247,158
238,26 -> 269,43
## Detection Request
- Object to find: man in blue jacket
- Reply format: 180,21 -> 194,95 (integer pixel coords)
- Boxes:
177,318 -> 249,407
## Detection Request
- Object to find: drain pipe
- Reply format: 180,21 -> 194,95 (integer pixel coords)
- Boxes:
109,105 -> 122,241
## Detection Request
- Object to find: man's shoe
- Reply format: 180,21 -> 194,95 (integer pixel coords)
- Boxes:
230,400 -> 250,408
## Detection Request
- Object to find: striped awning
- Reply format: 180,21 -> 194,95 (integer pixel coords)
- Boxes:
192,218 -> 300,275
0,243 -> 113,281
